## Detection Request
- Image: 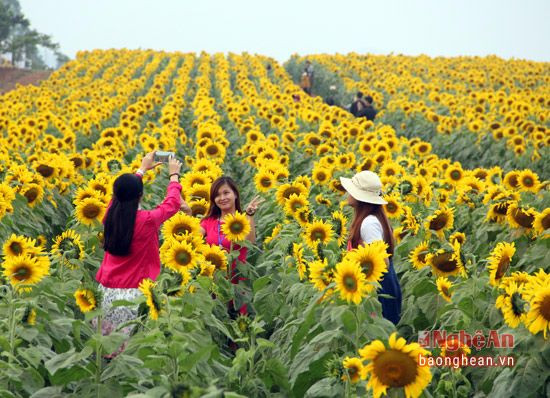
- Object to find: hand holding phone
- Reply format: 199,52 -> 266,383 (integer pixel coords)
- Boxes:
154,151 -> 175,163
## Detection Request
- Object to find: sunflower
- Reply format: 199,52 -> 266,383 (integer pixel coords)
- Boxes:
334,260 -> 370,304
440,337 -> 471,359
487,241 -> 515,286
445,164 -> 464,186
342,357 -> 365,383
138,278 -> 161,320
303,219 -> 333,249
254,170 -> 277,192
202,244 -> 228,271
21,183 -> 44,207
74,288 -> 97,313
311,163 -> 332,185
188,184 -> 210,202
275,182 -> 308,206
486,200 -> 513,223
294,207 -> 312,227
345,240 -> 389,289
285,194 -> 309,216
409,241 -> 430,270
427,242 -> 465,278
75,197 -> 106,226
503,171 -> 520,190
383,193 -> 403,219
425,208 -> 454,239
449,231 -> 466,246
332,210 -> 348,247
51,230 -> 85,269
2,255 -> 49,291
2,234 -> 34,258
293,243 -> 307,280
359,332 -> 432,398
162,213 -> 201,239
534,208 -> 550,237
221,211 -> 251,242
308,258 -> 332,292
315,193 -> 332,207
525,285 -> 550,338
436,277 -> 453,302
294,175 -> 312,190
162,240 -> 201,272
495,281 -> 527,328
506,202 -> 536,230
187,198 -> 208,218
517,169 -> 540,193
264,223 -> 283,245
22,306 -> 37,326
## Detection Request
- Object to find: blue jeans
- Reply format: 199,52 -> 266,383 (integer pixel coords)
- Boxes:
377,258 -> 402,325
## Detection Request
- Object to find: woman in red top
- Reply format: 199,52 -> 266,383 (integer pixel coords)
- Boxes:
95,152 -> 183,340
195,176 -> 263,316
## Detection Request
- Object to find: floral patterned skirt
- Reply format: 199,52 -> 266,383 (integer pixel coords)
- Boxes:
95,285 -> 141,336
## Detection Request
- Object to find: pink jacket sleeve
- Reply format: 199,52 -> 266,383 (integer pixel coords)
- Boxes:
147,181 -> 182,230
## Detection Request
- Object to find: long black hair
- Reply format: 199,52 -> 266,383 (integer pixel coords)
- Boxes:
103,173 -> 143,256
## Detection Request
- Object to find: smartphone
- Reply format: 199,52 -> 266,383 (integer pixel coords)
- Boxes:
154,151 -> 175,163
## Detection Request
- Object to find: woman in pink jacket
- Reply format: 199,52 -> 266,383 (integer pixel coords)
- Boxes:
95,152 -> 183,340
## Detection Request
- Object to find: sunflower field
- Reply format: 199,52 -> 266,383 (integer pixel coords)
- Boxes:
0,49 -> 549,398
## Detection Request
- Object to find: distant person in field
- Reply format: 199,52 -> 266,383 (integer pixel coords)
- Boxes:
300,69 -> 312,95
305,60 -> 314,88
358,95 -> 377,121
350,91 -> 369,117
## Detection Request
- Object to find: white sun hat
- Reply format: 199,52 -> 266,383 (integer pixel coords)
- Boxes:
340,171 -> 387,205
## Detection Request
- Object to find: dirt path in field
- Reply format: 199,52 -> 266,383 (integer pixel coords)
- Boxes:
0,67 -> 51,94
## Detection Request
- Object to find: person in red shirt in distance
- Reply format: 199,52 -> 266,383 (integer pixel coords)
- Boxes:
95,152 -> 185,347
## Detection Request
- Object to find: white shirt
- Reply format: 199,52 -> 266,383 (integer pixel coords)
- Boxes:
360,215 -> 384,244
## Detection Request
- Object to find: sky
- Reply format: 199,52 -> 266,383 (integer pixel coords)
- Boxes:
19,0 -> 550,64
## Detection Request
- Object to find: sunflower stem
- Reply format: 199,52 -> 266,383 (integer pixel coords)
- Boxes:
7,287 -> 17,390
95,314 -> 102,391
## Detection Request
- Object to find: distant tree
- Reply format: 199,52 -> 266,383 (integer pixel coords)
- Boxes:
0,0 -> 68,69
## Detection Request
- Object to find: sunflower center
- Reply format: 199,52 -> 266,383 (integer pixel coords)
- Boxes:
83,203 -> 101,219
360,260 -> 373,276
230,221 -> 244,234
450,170 -> 461,180
206,145 -> 219,155
291,201 -> 303,211
495,202 -> 509,215
24,188 -> 39,203
174,225 -> 191,235
206,253 -> 223,269
495,255 -> 511,279
511,292 -> 526,316
433,253 -> 457,272
429,214 -> 448,231
387,202 -> 398,213
541,214 -> 550,230
373,349 -> 418,387
10,242 -> 23,255
283,187 -> 301,199
538,295 -> 550,321
512,208 -> 534,228
316,172 -> 327,181
260,177 -> 272,187
176,250 -> 191,266
312,230 -> 326,241
13,266 -> 31,281
36,164 -> 54,178
522,177 -> 534,187
343,274 -> 358,292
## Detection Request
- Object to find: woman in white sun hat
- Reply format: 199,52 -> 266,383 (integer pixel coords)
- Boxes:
340,170 -> 402,325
